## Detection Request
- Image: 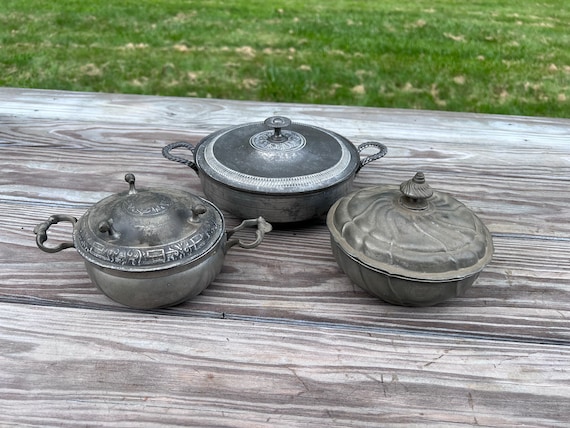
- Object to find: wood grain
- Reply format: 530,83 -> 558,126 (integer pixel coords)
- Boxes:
1,303 -> 569,427
1,88 -> 569,426
2,199 -> 570,344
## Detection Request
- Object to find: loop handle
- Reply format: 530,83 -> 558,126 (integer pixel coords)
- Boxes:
356,141 -> 388,173
34,214 -> 77,253
162,141 -> 199,173
226,217 -> 272,251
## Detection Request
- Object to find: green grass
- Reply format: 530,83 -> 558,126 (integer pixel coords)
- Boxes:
1,0 -> 569,117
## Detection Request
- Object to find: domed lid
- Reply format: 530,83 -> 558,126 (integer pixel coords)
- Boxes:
327,172 -> 494,281
194,116 -> 362,193
74,173 -> 225,272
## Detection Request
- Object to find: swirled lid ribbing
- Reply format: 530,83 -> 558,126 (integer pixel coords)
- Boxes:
327,172 -> 494,281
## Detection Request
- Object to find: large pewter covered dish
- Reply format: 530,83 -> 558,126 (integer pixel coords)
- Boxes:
34,173 -> 271,309
163,116 -> 387,223
327,172 -> 494,306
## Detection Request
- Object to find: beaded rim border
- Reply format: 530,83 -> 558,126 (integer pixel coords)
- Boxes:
200,126 -> 354,193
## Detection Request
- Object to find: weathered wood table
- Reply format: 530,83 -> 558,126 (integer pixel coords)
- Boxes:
1,88 -> 569,426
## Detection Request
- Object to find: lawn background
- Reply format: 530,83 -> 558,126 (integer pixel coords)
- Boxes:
1,0 -> 569,117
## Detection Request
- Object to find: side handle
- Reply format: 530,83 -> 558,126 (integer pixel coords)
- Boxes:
226,217 -> 272,251
162,141 -> 199,173
33,214 -> 77,253
356,141 -> 388,173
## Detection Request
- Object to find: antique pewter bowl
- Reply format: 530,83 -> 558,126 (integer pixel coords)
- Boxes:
327,172 -> 494,306
34,173 -> 272,309
162,116 -> 387,223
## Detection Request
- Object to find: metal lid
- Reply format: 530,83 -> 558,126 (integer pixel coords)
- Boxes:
74,173 -> 225,272
327,172 -> 494,281
194,116 -> 361,193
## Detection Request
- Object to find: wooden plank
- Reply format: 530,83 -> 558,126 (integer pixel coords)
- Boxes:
1,88 -> 570,427
1,303 -> 569,427
1,91 -> 569,344
1,88 -> 569,148
1,117 -> 569,238
2,200 -> 569,344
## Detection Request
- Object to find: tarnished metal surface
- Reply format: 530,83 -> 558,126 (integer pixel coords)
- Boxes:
327,172 -> 494,306
162,116 -> 387,223
34,173 -> 271,309
73,173 -> 225,272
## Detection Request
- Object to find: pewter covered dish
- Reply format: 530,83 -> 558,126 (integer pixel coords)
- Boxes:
34,173 -> 271,309
163,116 -> 387,223
327,172 -> 494,306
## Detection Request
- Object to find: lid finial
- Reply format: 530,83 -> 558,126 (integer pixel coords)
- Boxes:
264,116 -> 292,143
125,173 -> 137,195
399,172 -> 433,210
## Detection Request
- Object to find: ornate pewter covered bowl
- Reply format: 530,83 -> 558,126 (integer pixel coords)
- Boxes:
163,116 -> 387,223
34,173 -> 272,309
327,172 -> 494,306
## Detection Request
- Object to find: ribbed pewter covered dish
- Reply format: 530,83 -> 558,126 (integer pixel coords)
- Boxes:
327,172 -> 494,306
163,116 -> 387,223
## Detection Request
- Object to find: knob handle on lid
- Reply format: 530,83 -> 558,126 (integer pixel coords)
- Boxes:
264,116 -> 292,143
98,219 -> 121,239
125,173 -> 137,195
399,172 -> 433,210
189,204 -> 207,223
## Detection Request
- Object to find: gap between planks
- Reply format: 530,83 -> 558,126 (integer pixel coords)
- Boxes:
3,297 -> 569,348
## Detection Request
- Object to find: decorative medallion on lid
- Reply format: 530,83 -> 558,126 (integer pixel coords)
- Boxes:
162,115 -> 388,223
196,116 -> 358,193
250,117 -> 306,152
120,173 -> 172,216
